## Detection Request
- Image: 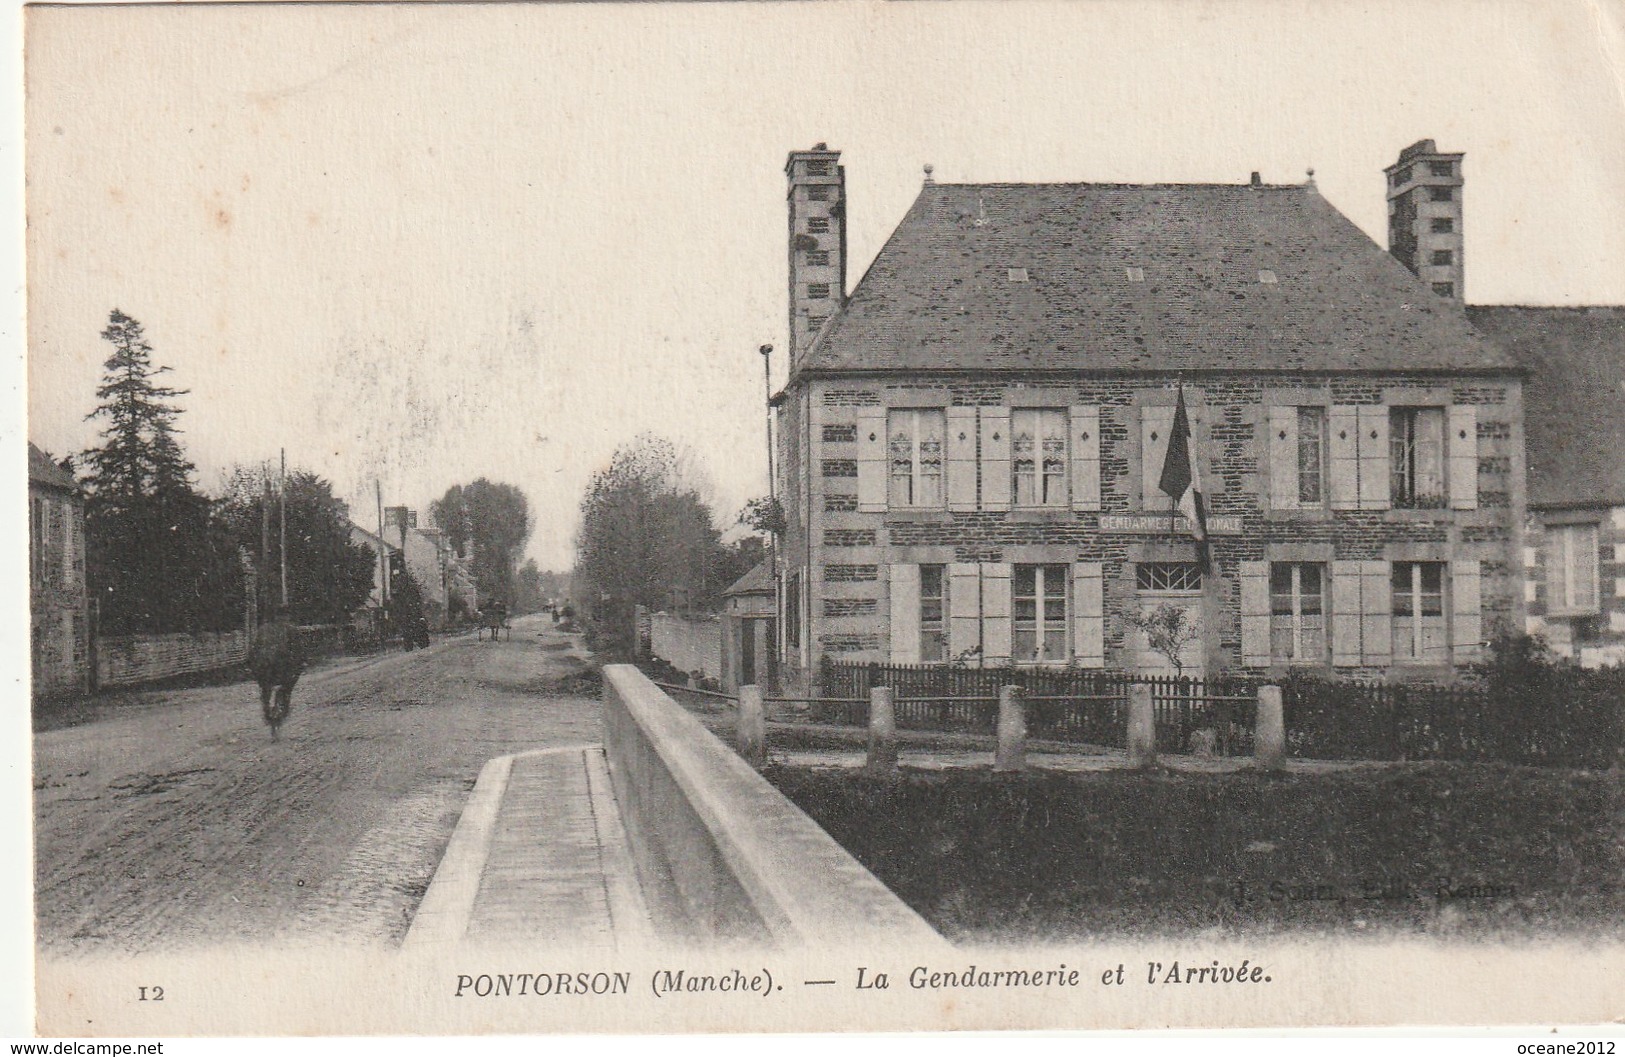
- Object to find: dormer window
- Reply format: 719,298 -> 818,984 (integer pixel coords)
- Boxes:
1428,161 -> 1454,177
1125,267 -> 1145,283
806,160 -> 832,176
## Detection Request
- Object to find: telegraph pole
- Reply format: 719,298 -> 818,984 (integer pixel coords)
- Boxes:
279,448 -> 288,606
376,479 -> 389,610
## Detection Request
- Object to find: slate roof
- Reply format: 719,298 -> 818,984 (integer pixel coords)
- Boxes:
27,443 -> 79,494
1467,306 -> 1625,509
723,560 -> 773,597
799,182 -> 1514,377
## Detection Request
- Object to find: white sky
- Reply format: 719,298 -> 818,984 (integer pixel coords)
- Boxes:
22,0 -> 1625,570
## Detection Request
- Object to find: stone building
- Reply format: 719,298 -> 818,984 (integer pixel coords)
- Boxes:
29,443 -> 90,698
1468,307 -> 1625,666
771,144 -> 1527,686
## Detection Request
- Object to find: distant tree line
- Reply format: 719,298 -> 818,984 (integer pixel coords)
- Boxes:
572,434 -> 764,656
430,479 -> 532,610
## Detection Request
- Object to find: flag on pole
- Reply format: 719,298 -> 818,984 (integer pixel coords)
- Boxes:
1159,385 -> 1210,568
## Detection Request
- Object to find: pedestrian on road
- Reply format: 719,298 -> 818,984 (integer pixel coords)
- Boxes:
249,604 -> 306,741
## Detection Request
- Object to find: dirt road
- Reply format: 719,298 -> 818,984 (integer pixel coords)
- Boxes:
33,615 -> 598,956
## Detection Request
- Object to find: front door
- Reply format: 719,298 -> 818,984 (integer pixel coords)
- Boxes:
1132,562 -> 1206,677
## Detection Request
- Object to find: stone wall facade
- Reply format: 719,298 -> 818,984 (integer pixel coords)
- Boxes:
1525,504 -> 1625,667
649,612 -> 722,682
776,371 -> 1526,683
97,630 -> 251,689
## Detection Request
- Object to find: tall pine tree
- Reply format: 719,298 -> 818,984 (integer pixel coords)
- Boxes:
83,310 -> 242,634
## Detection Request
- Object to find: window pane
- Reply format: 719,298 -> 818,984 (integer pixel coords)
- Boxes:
1297,407 -> 1324,504
1041,410 -> 1067,506
1013,629 -> 1037,658
1014,565 -> 1037,595
920,565 -> 943,597
1043,629 -> 1066,661
1415,409 -> 1444,501
1270,563 -> 1293,595
1392,563 -> 1415,615
1014,598 -> 1038,622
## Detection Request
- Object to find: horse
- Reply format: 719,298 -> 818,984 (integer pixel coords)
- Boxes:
249,615 -> 305,741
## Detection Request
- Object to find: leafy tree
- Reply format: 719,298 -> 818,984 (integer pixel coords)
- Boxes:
81,310 -> 241,634
514,558 -> 544,613
574,435 -> 754,652
430,479 -> 532,607
1129,602 -> 1202,677
214,466 -> 377,626
738,495 -> 787,537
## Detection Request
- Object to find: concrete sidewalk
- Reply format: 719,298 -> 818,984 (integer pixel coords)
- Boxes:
403,746 -> 654,950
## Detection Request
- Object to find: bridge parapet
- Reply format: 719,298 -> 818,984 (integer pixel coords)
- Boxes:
601,664 -> 944,949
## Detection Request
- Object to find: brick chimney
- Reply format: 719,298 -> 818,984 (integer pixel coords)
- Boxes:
785,144 -> 845,366
1385,139 -> 1465,301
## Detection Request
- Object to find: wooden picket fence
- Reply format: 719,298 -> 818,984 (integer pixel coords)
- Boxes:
810,660 -> 1624,767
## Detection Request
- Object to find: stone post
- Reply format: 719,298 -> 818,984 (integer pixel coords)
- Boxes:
994,685 -> 1027,772
738,684 -> 767,769
1127,683 -> 1157,768
1255,684 -> 1286,771
867,686 -> 897,772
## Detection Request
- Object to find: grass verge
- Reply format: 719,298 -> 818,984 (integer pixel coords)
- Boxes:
765,761 -> 1624,944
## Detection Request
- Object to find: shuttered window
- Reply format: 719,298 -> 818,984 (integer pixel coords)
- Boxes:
1390,408 -> 1446,508
1270,562 -> 1327,663
887,409 -> 945,508
1392,561 -> 1448,663
1013,564 -> 1068,664
1012,408 -> 1067,507
920,565 -> 948,662
1549,524 -> 1600,615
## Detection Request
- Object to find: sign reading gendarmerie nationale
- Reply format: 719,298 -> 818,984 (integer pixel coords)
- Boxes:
1101,514 -> 1244,535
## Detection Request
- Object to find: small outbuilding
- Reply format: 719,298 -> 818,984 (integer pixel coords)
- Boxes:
721,561 -> 776,693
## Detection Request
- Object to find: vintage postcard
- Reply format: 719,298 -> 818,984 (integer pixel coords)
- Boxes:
14,0 -> 1625,1039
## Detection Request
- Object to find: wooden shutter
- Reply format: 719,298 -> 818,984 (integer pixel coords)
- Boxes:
1240,560 -> 1272,667
1330,560 -> 1363,666
1357,405 -> 1391,511
947,562 -> 981,661
1072,562 -> 1105,668
946,407 -> 978,511
888,564 -> 921,664
1452,558 -> 1482,662
981,408 -> 1012,511
1141,405 -> 1175,509
1359,560 -> 1393,667
1268,406 -> 1299,510
981,562 -> 1013,666
855,406 -> 887,513
1329,407 -> 1360,510
1448,405 -> 1479,510
1069,405 -> 1101,511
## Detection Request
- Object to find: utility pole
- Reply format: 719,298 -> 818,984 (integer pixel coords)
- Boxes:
376,479 -> 389,610
279,448 -> 288,607
760,342 -> 779,667
760,344 -> 776,503
260,463 -> 272,614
